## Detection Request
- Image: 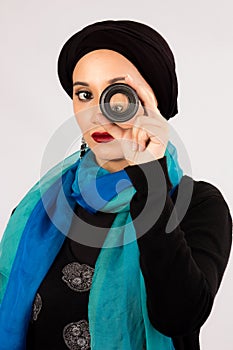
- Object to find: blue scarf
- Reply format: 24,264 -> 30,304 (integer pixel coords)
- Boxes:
0,141 -> 183,349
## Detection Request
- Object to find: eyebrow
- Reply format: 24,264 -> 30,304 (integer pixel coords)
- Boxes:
73,76 -> 126,87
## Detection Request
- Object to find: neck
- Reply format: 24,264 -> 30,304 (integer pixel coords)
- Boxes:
95,157 -> 130,173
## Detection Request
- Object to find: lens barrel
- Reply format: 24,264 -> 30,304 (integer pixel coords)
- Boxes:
99,83 -> 139,122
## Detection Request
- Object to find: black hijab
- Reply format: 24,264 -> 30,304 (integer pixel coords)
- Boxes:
57,20 -> 178,120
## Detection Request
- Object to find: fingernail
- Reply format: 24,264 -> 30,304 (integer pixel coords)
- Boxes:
126,74 -> 133,82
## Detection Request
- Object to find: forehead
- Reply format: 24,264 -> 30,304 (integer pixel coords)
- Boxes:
72,49 -> 138,76
76,49 -> 130,64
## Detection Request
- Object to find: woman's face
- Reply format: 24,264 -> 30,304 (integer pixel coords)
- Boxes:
72,49 -> 157,172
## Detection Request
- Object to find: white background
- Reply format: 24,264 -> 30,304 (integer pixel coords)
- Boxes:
0,0 -> 233,348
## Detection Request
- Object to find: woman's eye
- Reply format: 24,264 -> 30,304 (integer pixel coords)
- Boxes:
75,91 -> 93,101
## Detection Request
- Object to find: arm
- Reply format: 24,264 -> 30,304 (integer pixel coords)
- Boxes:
124,157 -> 232,337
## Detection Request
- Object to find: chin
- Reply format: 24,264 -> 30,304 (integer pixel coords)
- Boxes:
96,149 -> 124,161
91,144 -> 124,163
91,139 -> 118,155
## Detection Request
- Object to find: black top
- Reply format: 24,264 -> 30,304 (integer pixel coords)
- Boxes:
26,156 -> 232,350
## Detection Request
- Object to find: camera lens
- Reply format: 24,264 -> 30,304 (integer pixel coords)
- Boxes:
109,93 -> 128,114
99,83 -> 139,122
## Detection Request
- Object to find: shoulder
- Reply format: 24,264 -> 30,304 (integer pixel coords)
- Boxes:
174,174 -> 231,212
173,175 -> 232,251
172,175 -> 232,240
192,177 -> 227,199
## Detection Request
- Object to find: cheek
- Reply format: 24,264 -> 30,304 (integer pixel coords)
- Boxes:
73,99 -> 83,115
75,115 -> 87,133
75,114 -> 97,138
72,101 -> 79,118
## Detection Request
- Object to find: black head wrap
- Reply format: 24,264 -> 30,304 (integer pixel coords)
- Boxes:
57,20 -> 178,120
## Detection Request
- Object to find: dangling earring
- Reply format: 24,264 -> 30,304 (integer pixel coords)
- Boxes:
80,136 -> 88,159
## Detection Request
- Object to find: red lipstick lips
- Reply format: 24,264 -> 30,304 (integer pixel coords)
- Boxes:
91,132 -> 114,143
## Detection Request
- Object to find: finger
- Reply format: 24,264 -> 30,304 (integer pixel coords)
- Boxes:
137,128 -> 149,152
133,121 -> 148,152
136,116 -> 169,153
147,137 -> 168,160
133,116 -> 165,146
131,119 -> 149,152
125,74 -> 158,112
96,113 -> 123,139
136,114 -> 168,138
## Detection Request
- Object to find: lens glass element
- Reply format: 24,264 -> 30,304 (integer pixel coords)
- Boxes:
109,93 -> 129,114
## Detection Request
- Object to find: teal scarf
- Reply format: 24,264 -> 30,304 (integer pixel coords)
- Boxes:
0,141 -> 183,349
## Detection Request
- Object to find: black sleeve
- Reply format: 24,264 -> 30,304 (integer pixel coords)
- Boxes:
124,156 -> 232,337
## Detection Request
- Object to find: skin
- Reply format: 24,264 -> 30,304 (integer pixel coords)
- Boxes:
72,49 -> 169,172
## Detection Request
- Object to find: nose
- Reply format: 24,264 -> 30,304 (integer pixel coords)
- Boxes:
91,111 -> 112,127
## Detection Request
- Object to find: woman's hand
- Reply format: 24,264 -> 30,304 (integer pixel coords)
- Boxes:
97,74 -> 169,165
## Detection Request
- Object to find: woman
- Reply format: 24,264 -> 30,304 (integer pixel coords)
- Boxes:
0,20 -> 232,350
